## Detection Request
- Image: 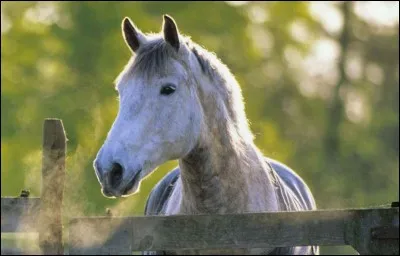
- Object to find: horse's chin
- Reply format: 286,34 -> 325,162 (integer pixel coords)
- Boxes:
121,184 -> 141,197
102,167 -> 155,198
120,166 -> 158,197
101,185 -> 140,199
100,174 -> 141,199
101,188 -> 121,199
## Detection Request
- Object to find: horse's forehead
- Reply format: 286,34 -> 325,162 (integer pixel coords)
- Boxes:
138,58 -> 187,80
165,58 -> 188,77
117,58 -> 187,92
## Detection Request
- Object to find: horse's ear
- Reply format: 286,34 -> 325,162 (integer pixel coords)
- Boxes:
122,17 -> 143,53
162,14 -> 180,51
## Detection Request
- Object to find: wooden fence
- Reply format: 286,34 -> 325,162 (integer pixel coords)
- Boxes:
2,119 -> 65,254
1,118 -> 399,255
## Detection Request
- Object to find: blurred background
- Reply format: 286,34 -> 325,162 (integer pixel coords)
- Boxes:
1,1 -> 399,254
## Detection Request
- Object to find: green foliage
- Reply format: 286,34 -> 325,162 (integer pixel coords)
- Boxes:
1,1 -> 398,254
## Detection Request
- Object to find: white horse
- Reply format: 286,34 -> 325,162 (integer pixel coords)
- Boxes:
94,14 -> 319,255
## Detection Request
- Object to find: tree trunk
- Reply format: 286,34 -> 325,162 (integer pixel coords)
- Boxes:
324,1 -> 351,167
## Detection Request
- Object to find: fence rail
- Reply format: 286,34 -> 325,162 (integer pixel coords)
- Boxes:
68,207 -> 399,255
1,197 -> 41,232
1,118 -> 399,255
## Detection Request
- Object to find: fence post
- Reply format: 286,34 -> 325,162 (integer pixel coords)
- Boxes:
38,118 -> 66,254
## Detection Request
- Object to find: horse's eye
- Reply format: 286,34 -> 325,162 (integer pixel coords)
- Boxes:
160,84 -> 176,95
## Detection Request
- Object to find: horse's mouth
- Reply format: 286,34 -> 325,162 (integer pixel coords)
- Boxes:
101,188 -> 115,198
101,169 -> 142,198
122,169 -> 142,195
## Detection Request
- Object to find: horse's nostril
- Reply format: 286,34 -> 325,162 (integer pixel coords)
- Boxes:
109,162 -> 123,188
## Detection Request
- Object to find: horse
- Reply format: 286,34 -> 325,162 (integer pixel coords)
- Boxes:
93,14 -> 319,255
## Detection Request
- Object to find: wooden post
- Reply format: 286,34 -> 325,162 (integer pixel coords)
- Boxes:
38,119 -> 66,255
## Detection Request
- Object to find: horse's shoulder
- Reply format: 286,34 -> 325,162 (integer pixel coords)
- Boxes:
265,157 -> 317,210
144,167 -> 180,216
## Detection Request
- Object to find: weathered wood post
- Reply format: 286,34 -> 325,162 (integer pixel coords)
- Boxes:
38,118 -> 66,254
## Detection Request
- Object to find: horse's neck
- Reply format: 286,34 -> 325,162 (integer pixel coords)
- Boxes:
178,110 -> 279,214
178,139 -> 279,214
179,142 -> 242,214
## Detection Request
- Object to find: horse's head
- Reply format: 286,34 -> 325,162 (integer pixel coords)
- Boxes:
94,15 -> 205,198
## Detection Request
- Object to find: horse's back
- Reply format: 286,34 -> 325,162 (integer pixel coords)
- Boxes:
144,167 -> 180,216
266,158 -> 317,211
